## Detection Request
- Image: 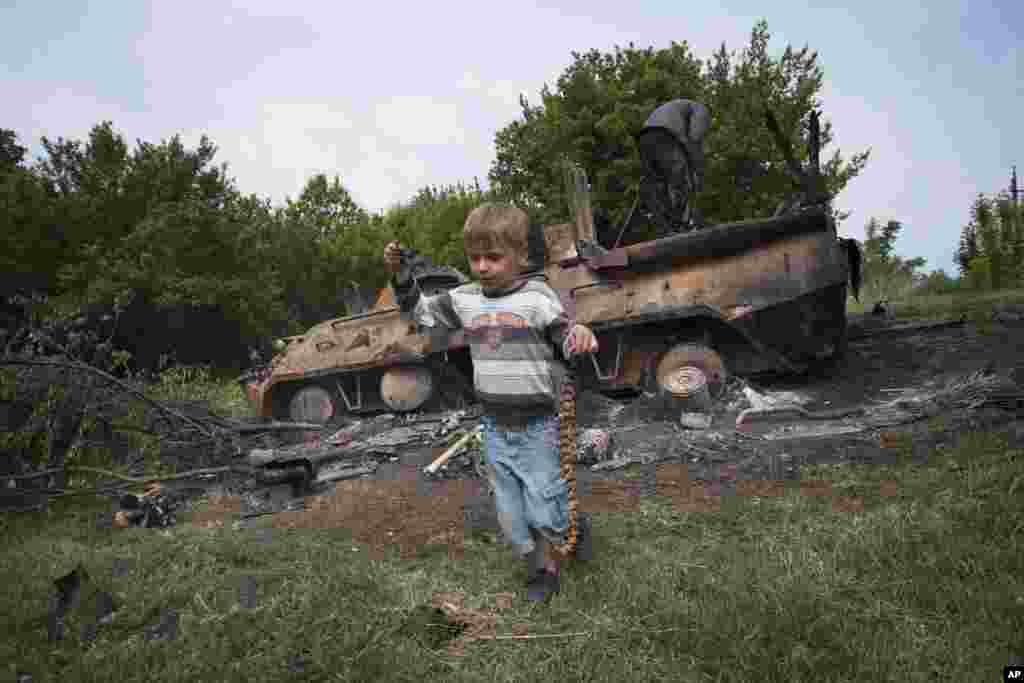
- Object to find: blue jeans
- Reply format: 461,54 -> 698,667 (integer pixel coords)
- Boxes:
480,414 -> 568,559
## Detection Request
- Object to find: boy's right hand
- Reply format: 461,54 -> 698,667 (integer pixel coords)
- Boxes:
384,241 -> 403,274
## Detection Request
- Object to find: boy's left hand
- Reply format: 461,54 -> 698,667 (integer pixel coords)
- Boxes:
565,324 -> 599,357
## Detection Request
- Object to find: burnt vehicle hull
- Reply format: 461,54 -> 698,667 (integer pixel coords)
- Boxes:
242,203 -> 851,424
547,206 -> 849,396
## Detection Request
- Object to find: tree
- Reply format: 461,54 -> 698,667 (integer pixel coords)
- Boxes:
916,269 -> 961,296
0,128 -> 27,171
39,123 -> 234,297
995,194 -> 1023,288
957,192 -> 1023,290
488,21 -> 870,238
267,174 -> 377,328
284,174 -> 367,242
0,129 -> 64,295
956,220 -> 978,277
860,218 -> 926,302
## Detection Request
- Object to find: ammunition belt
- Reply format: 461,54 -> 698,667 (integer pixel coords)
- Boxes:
552,364 -> 579,557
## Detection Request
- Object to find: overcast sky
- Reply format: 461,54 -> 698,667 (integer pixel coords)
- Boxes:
3,0 -> 1020,274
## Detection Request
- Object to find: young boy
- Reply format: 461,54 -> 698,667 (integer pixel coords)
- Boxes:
383,203 -> 598,602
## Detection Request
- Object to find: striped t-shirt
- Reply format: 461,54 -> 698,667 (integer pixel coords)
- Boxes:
392,274 -> 573,419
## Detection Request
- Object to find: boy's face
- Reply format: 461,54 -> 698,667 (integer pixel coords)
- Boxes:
466,245 -> 519,292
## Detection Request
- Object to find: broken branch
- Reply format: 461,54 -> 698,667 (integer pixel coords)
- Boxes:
1,358 -> 217,438
466,626 -> 683,642
3,465 -> 241,486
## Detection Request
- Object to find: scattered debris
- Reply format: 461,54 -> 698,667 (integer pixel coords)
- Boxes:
45,564 -> 117,644
750,370 -> 1022,441
679,413 -> 713,430
285,653 -> 308,674
577,428 -> 614,464
862,369 -> 1020,428
761,423 -> 866,441
590,426 -> 754,471
111,557 -> 131,577
324,414 -> 396,446
143,607 -> 179,642
47,565 -> 86,641
401,591 -> 516,656
576,390 -> 627,427
358,424 -> 437,454
401,604 -> 468,652
847,317 -> 965,341
742,385 -> 813,412
238,483 -> 307,519
737,405 -> 865,427
231,420 -> 325,434
316,462 -> 378,484
238,575 -> 258,609
113,485 -> 177,529
992,302 -> 1024,322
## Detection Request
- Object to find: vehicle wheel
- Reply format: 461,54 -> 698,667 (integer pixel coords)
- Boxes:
380,365 -> 437,412
654,343 -> 728,402
287,384 -> 339,425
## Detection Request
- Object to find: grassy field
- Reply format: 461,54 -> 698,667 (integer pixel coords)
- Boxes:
848,286 -> 1024,321
3,290 -> 1022,682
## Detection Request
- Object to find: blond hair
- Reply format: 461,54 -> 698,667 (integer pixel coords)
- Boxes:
463,203 -> 531,270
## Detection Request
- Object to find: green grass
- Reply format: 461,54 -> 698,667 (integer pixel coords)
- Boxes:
144,364 -> 252,419
3,426 -> 1022,682
848,287 -> 1024,323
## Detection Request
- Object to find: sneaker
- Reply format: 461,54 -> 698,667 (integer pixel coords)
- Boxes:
574,512 -> 594,562
526,569 -> 560,602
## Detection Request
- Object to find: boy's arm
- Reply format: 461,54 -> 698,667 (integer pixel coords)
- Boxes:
536,286 -> 594,359
391,271 -> 462,331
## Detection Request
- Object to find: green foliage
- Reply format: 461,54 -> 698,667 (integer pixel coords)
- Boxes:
958,192 -> 1023,289
2,119 -> 497,362
366,180 -> 492,277
267,175 -> 377,329
0,128 -> 26,169
146,363 -> 249,417
284,173 -> 367,242
914,269 -> 961,296
488,21 -> 870,234
966,255 -> 992,291
0,129 -> 63,294
860,218 -> 927,302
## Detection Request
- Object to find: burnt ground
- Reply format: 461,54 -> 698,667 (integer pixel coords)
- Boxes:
179,313 -> 1024,556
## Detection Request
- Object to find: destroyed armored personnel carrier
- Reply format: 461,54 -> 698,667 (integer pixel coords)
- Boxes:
241,111 -> 860,424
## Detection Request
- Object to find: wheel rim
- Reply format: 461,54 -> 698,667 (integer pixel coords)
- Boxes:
661,365 -> 709,398
655,343 -> 727,400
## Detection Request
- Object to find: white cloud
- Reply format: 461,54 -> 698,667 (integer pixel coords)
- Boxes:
372,97 -> 465,147
455,71 -> 482,92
